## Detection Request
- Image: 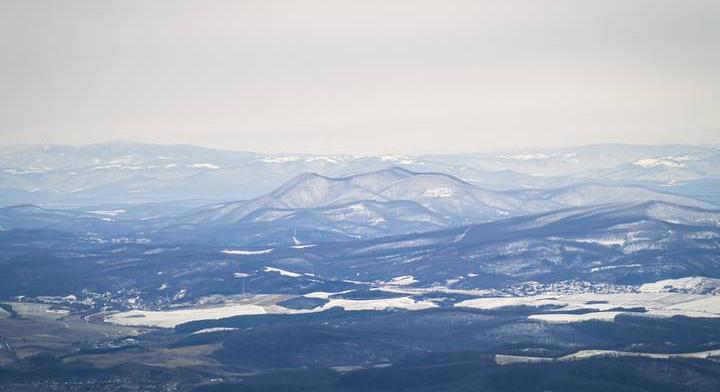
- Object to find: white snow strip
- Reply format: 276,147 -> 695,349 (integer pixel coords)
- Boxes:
496,348 -> 720,365
191,327 -> 239,335
456,292 -> 720,322
106,304 -> 268,328
379,155 -> 416,164
633,157 -> 687,169
575,237 -> 626,247
590,264 -> 642,273
88,210 -> 126,217
500,153 -> 576,162
385,275 -> 418,286
264,267 -> 302,277
106,293 -> 438,328
260,156 -> 301,163
454,228 -> 472,243
640,276 -> 720,294
320,296 -> 437,311
303,290 -> 354,299
221,249 -> 274,255
528,311 -> 625,324
259,156 -> 345,164
190,163 -> 220,169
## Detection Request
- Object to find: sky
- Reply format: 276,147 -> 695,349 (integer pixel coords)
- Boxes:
1,0 -> 718,154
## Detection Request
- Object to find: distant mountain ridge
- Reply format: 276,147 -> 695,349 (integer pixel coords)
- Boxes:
1,142 -> 718,206
173,168 -> 529,227
171,167 -> 714,227
1,165 -> 716,246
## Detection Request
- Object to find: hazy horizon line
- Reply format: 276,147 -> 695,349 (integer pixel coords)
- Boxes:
2,139 -> 718,157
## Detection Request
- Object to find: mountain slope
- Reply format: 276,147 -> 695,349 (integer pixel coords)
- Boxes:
172,168 -> 521,227
170,168 -> 715,231
304,201 -> 720,286
540,183 -> 715,209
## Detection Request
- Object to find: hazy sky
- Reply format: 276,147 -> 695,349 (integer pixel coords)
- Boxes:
1,0 -> 718,154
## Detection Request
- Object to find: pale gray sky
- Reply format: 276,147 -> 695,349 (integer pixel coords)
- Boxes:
1,0 -> 718,154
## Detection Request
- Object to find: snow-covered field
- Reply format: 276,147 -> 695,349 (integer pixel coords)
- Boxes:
303,290 -> 354,299
106,303 -> 269,328
456,292 -> 720,323
496,348 -> 720,365
105,294 -> 293,328
106,277 -> 720,328
319,296 -> 437,312
106,294 -> 437,328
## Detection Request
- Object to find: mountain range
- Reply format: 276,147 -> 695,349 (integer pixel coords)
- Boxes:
1,165 -> 716,246
2,143 -> 720,392
0,141 -> 718,291
2,142 -> 719,207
